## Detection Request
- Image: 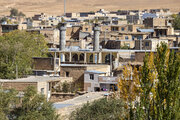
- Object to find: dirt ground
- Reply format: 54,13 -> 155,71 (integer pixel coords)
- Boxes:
0,0 -> 180,17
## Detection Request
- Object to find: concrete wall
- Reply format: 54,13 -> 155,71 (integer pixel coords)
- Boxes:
82,25 -> 93,33
37,81 -> 48,96
40,29 -> 59,44
86,65 -> 110,76
66,26 -> 81,40
84,73 -> 100,92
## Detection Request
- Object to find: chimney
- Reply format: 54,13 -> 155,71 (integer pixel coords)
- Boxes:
93,23 -> 101,51
59,23 -> 67,51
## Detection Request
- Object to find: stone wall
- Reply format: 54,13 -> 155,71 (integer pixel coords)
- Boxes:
60,66 -> 86,90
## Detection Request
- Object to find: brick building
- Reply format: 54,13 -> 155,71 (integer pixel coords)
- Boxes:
0,76 -> 72,99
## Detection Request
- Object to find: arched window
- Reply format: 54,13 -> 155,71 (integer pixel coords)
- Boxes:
65,53 -> 69,62
105,54 -> 115,64
79,53 -> 84,61
89,54 -> 93,63
72,54 -> 78,62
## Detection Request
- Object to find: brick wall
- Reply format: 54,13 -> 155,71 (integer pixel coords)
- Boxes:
33,57 -> 54,70
135,52 -> 156,62
1,82 -> 37,91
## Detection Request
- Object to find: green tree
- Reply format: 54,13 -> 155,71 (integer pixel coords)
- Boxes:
134,43 -> 180,119
0,30 -> 47,79
172,14 -> 180,30
0,88 -> 18,120
119,43 -> 180,119
10,8 -> 25,17
10,8 -> 19,17
70,98 -> 127,120
0,86 -> 59,120
154,43 -> 180,119
136,52 -> 157,120
13,86 -> 59,120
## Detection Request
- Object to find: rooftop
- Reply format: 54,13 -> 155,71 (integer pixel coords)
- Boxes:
0,76 -> 64,82
61,64 -> 109,67
85,70 -> 106,74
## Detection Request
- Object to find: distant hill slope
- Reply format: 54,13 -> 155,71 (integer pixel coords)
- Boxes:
0,0 -> 179,17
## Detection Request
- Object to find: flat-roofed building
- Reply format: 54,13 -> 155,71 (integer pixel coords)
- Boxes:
0,76 -> 72,99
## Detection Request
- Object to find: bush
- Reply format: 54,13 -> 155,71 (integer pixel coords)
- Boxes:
62,81 -> 70,93
70,98 -> 127,120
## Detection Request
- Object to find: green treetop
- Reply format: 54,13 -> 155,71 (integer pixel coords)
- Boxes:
0,30 -> 48,79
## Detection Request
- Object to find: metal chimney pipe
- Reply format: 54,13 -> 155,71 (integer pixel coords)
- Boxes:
59,23 -> 67,51
93,23 -> 100,51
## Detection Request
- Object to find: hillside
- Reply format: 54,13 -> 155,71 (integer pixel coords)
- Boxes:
0,0 -> 180,17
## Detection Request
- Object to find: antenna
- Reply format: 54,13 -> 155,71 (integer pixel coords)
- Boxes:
64,0 -> 66,16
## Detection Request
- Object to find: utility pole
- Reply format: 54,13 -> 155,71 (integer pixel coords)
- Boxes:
54,52 -> 57,76
110,52 -> 113,76
64,0 -> 66,16
16,64 -> 18,79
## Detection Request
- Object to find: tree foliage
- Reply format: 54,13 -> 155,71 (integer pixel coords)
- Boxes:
0,30 -> 47,79
0,17 -> 8,23
0,88 -> 18,120
10,8 -> 25,17
118,43 -> 180,119
172,14 -> 180,30
0,86 -> 59,120
70,98 -> 127,120
153,43 -> 180,119
117,65 -> 140,103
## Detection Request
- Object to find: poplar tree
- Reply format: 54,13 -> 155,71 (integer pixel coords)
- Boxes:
154,43 -> 180,119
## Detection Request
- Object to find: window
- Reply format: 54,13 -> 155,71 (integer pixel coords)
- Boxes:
90,74 -> 94,80
41,88 -> 44,94
145,42 -> 149,46
66,72 -> 69,77
125,36 -> 129,40
85,28 -> 88,31
132,36 -> 135,40
121,27 -> 125,31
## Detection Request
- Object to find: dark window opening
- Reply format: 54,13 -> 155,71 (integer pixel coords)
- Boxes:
145,42 -> 149,46
90,74 -> 94,80
66,72 -> 69,77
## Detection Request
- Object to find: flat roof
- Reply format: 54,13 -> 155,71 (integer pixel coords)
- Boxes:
0,76 -> 64,83
49,48 -> 155,53
85,70 -> 106,74
61,64 -> 109,67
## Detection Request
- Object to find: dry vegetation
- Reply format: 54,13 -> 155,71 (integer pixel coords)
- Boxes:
0,0 -> 180,17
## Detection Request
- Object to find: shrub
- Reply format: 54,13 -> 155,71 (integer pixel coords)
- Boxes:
70,98 -> 127,120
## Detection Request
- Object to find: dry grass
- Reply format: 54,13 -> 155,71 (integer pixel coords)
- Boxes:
0,0 -> 179,17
